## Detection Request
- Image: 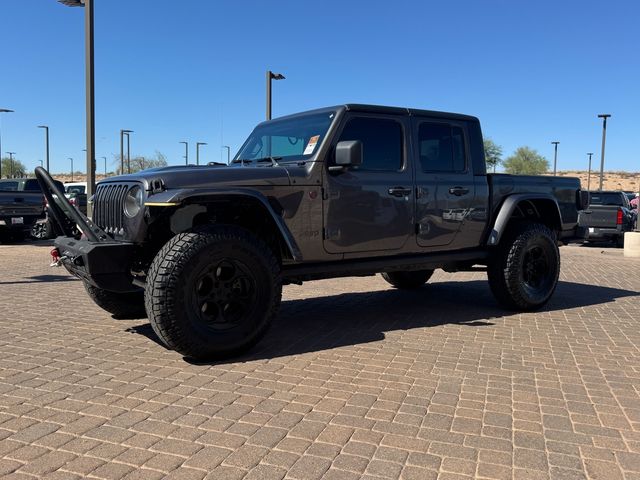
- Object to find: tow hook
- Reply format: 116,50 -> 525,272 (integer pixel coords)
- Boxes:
49,248 -> 67,267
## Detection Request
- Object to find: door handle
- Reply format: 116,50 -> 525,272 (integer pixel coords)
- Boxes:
388,187 -> 412,197
448,186 -> 469,196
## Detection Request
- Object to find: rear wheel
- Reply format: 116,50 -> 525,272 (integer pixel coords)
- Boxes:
31,220 -> 53,240
615,235 -> 624,248
145,225 -> 281,360
381,270 -> 434,290
84,282 -> 146,319
487,222 -> 560,310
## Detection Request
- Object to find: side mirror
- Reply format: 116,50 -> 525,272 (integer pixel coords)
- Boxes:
330,140 -> 363,172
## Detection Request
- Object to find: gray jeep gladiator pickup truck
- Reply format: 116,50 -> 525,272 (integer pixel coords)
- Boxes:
37,104 -> 588,360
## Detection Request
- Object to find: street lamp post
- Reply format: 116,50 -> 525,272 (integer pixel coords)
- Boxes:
587,152 -> 594,191
0,108 -> 14,179
123,131 -> 132,173
101,156 -> 107,176
597,114 -> 611,191
196,142 -> 207,166
7,152 -> 16,177
551,141 -> 559,176
266,70 -> 285,120
120,129 -> 133,174
180,141 -> 188,165
58,0 -> 96,216
222,145 -> 231,164
69,157 -> 74,182
37,125 -> 50,171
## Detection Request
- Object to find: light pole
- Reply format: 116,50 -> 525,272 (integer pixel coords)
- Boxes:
123,131 -> 132,173
180,141 -> 188,165
58,0 -> 96,216
38,160 -> 44,168
266,70 -> 285,120
0,108 -> 14,179
68,157 -> 74,182
597,114 -> 611,191
586,153 -> 593,191
222,145 -> 231,164
120,129 -> 133,174
101,156 -> 107,176
196,142 -> 207,166
37,125 -> 50,171
551,141 -> 559,176
7,152 -> 16,177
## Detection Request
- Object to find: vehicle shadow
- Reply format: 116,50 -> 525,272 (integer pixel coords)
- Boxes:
124,279 -> 638,364
0,274 -> 79,285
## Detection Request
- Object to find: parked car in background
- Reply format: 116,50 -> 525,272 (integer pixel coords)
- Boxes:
578,190 -> 635,246
0,178 -> 63,241
65,182 -> 88,215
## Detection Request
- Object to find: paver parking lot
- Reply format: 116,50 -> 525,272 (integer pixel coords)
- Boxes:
1,242 -> 639,480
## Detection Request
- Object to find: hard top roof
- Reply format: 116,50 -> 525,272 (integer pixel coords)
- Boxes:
265,104 -> 479,124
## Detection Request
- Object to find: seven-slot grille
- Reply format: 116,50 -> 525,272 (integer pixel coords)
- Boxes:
93,183 -> 135,235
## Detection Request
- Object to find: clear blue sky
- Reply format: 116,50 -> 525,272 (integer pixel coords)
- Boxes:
1,0 -> 638,174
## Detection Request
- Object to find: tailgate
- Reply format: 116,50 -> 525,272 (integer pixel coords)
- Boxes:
578,205 -> 619,228
0,193 -> 44,216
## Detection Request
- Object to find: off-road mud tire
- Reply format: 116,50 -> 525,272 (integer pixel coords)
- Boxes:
145,225 -> 281,360
84,282 -> 146,319
381,270 -> 434,290
487,221 -> 560,311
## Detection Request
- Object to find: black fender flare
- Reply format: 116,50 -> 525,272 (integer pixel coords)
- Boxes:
145,187 -> 302,261
487,193 -> 562,246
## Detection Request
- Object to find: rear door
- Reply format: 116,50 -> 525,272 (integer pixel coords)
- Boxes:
323,114 -> 414,254
412,118 -> 476,248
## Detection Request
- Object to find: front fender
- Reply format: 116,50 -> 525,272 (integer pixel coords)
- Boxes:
145,188 -> 302,262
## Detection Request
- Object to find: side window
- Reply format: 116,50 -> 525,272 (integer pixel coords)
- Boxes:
418,123 -> 467,172
338,117 -> 403,171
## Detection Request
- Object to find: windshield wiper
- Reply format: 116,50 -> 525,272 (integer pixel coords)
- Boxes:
232,156 -> 282,166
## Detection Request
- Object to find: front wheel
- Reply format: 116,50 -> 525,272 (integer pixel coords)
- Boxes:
487,222 -> 560,311
145,226 -> 281,360
84,282 -> 146,319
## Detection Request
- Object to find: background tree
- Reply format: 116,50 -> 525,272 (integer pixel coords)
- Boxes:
483,138 -> 503,172
503,147 -> 549,175
114,151 -> 168,174
1,157 -> 27,178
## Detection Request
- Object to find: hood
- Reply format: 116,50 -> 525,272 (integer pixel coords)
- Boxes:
98,164 -> 292,190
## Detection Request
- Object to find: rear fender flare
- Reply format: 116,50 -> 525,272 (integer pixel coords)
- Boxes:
487,194 -> 562,246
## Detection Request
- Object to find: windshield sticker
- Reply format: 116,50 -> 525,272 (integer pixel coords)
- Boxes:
304,135 -> 320,155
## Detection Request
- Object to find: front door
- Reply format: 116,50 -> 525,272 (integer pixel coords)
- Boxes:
323,114 -> 414,254
412,118 -> 476,248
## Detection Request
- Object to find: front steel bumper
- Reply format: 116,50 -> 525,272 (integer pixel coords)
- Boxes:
35,167 -> 139,293
55,236 -> 138,292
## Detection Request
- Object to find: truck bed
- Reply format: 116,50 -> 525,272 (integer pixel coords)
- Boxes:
487,174 -> 581,231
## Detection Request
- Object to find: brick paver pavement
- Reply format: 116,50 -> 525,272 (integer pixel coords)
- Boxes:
1,241 -> 639,480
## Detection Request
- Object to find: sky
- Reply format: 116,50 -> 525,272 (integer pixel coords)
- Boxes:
0,0 -> 639,174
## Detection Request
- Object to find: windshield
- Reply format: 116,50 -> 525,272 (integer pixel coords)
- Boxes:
66,185 -> 86,195
234,111 -> 335,164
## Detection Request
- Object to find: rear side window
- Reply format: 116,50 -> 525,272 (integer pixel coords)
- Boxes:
418,123 -> 467,172
338,117 -> 403,171
589,192 -> 624,206
24,179 -> 42,191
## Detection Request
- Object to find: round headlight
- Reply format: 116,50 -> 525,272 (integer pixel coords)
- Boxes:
124,186 -> 144,217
